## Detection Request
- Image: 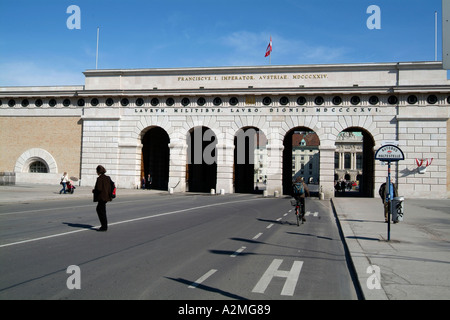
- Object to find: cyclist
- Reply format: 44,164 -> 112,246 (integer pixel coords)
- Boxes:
292,177 -> 310,222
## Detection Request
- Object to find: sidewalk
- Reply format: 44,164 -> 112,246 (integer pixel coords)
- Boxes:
332,197 -> 450,300
0,183 -> 161,203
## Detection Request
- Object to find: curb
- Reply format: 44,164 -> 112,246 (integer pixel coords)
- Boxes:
330,198 -> 389,300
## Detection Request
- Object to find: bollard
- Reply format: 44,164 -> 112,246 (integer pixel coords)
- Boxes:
169,187 -> 174,194
274,190 -> 279,198
263,190 -> 268,197
210,189 -> 215,195
220,189 -> 225,195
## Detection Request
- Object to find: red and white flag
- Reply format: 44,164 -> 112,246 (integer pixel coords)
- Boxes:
265,36 -> 272,57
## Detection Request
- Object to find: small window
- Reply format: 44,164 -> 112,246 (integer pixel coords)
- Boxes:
120,98 -> 129,106
166,98 -> 175,106
407,95 -> 418,105
332,96 -> 342,106
297,96 -> 307,106
279,96 -> 289,106
136,98 -> 144,106
181,97 -> 190,106
29,161 -> 48,173
91,98 -> 99,106
262,97 -> 272,106
151,98 -> 159,106
63,99 -> 71,107
427,95 -> 438,105
229,97 -> 239,106
314,96 -> 324,106
77,99 -> 85,107
350,96 -> 361,105
197,97 -> 206,106
388,95 -> 398,105
369,96 -> 379,105
105,98 -> 114,106
213,97 -> 222,106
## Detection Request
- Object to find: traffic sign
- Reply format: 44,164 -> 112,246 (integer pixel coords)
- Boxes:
375,145 -> 404,162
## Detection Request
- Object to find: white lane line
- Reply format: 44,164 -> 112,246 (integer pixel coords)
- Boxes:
0,197 -> 269,249
276,217 -> 282,221
267,223 -> 274,229
253,233 -> 263,240
230,246 -> 246,258
188,269 -> 217,288
283,213 -> 288,217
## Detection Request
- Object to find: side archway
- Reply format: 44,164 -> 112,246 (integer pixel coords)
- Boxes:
15,148 -> 58,174
141,126 -> 170,191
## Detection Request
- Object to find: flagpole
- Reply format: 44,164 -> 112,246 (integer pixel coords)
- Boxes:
435,11 -> 438,61
96,27 -> 100,69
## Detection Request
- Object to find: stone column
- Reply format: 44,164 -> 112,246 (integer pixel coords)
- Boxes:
216,143 -> 235,194
266,144 -> 284,196
168,142 -> 187,193
319,145 -> 336,199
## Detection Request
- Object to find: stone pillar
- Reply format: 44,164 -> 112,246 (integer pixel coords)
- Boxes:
216,143 -> 235,194
266,144 -> 284,196
117,138 -> 143,189
319,145 -> 336,199
168,142 -> 187,193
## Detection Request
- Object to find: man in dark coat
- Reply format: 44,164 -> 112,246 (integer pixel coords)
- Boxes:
378,179 -> 398,223
92,165 -> 112,231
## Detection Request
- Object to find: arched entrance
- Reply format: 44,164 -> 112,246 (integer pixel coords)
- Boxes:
334,127 -> 375,197
283,127 -> 320,196
141,127 -> 170,191
187,126 -> 217,192
234,127 -> 268,194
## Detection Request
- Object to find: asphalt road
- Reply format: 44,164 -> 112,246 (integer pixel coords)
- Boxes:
0,193 -> 360,300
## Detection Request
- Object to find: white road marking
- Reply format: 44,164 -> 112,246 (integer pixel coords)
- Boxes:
266,223 -> 274,229
230,246 -> 246,257
252,259 -> 303,296
188,269 -> 217,288
253,233 -> 263,240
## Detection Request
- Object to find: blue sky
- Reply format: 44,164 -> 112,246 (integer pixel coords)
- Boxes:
0,0 -> 445,86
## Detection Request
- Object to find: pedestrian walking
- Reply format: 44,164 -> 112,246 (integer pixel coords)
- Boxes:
92,165 -> 112,231
378,179 -> 398,222
59,172 -> 69,194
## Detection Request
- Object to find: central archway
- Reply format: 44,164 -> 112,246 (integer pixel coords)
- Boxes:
283,127 -> 320,196
234,127 -> 268,194
187,126 -> 217,192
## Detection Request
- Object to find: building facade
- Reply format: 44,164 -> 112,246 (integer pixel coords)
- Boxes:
1,62 -> 449,199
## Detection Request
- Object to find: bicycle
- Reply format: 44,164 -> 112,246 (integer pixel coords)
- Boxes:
290,198 -> 305,226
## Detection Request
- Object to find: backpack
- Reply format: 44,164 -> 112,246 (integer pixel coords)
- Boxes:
110,179 -> 116,199
293,182 -> 304,196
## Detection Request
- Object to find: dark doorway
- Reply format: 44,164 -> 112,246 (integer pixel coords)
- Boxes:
234,127 -> 267,194
187,126 -> 217,192
334,128 -> 375,197
283,127 -> 320,196
141,127 -> 170,191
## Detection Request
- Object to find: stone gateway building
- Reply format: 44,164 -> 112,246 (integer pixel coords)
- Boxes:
1,61 -> 449,199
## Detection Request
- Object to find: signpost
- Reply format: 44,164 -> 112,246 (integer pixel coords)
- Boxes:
375,145 -> 405,241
